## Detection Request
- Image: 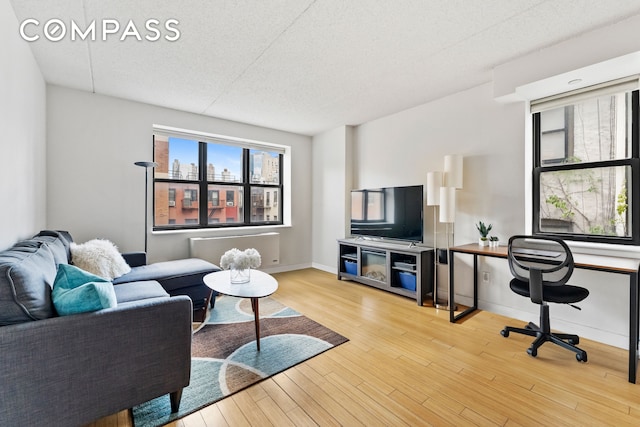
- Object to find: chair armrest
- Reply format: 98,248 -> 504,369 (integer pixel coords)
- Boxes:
122,251 -> 147,267
0,296 -> 192,426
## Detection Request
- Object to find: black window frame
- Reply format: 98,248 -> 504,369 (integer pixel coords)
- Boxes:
532,89 -> 640,245
153,136 -> 284,231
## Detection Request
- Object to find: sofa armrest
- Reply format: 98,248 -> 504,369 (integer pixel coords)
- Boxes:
122,251 -> 147,267
0,296 -> 192,426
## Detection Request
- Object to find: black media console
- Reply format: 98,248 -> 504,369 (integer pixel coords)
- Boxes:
337,238 -> 434,306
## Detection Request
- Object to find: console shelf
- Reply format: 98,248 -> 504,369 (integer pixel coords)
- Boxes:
337,238 -> 434,306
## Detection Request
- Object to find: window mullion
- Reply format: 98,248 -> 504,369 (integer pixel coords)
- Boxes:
243,148 -> 250,225
633,91 -> 639,159
199,142 -> 207,226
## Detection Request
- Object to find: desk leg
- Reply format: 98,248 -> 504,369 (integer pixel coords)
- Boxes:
450,253 -> 480,323
449,252 -> 455,322
630,271 -> 638,383
251,297 -> 261,351
473,255 -> 479,310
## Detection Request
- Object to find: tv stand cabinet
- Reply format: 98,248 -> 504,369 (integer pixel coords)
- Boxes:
337,238 -> 434,306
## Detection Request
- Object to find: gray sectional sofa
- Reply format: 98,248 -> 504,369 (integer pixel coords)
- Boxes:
0,230 -> 219,426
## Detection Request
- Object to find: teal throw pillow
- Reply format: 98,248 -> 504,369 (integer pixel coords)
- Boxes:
52,264 -> 117,316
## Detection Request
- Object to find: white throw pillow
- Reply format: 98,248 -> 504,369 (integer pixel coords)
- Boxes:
70,239 -> 131,280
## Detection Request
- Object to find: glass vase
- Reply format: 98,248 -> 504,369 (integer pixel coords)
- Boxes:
230,267 -> 250,284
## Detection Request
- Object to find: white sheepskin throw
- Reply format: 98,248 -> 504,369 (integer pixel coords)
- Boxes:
70,239 -> 131,280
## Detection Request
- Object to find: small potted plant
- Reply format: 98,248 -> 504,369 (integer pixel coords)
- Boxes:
489,235 -> 500,247
476,221 -> 492,246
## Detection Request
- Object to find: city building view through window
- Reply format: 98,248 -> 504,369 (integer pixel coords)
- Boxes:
153,133 -> 282,229
534,89 -> 637,242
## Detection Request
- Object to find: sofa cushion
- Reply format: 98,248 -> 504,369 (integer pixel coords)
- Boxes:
51,264 -> 117,316
0,241 -> 57,325
12,235 -> 69,265
35,230 -> 73,262
113,258 -> 219,291
113,280 -> 169,304
70,239 -> 131,280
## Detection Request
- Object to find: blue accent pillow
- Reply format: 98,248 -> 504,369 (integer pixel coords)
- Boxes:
52,264 -> 117,316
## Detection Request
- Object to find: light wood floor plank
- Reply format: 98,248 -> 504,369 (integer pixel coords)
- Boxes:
284,365 -> 366,426
325,371 -> 410,427
230,388 -> 274,427
254,396 -> 296,427
294,363 -> 387,427
180,411 -> 206,427
215,397 -> 250,427
272,368 -> 342,427
198,404 -> 227,427
88,268 -> 638,427
259,376 -> 299,414
283,406 -> 319,427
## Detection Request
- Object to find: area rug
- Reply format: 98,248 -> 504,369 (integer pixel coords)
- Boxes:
132,295 -> 348,427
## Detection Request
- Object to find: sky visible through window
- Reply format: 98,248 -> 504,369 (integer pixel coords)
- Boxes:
207,143 -> 242,180
169,137 -> 243,179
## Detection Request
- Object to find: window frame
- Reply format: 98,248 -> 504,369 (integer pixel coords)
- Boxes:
153,133 -> 284,231
532,89 -> 640,245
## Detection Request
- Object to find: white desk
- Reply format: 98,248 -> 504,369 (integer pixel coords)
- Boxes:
448,243 -> 640,384
203,270 -> 278,351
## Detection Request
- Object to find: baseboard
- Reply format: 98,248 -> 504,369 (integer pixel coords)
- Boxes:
262,262 -> 313,274
310,262 -> 336,274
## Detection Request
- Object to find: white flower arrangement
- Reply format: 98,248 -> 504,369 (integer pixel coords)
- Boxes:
220,248 -> 261,270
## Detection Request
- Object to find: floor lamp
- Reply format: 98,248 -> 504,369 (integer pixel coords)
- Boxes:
134,161 -> 158,253
426,171 -> 442,306
441,153 -> 463,311
439,186 -> 457,311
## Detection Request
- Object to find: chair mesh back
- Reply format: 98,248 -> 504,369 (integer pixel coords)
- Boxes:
508,236 -> 573,287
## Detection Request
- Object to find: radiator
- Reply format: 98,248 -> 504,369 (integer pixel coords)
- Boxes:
189,232 -> 280,267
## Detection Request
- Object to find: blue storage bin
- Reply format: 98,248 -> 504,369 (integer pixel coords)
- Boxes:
398,271 -> 417,291
344,260 -> 357,275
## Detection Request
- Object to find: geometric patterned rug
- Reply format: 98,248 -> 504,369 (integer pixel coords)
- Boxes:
132,295 -> 348,427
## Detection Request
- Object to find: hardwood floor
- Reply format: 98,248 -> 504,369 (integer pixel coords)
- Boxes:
90,268 -> 640,426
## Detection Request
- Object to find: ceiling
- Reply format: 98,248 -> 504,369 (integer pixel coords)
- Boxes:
10,0 -> 640,136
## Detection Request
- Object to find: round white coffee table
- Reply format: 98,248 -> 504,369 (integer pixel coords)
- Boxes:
203,269 -> 278,351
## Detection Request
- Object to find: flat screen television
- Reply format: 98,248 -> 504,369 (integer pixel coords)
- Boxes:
350,185 -> 423,243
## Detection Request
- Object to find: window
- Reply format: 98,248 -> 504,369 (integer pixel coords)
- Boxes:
532,80 -> 639,244
208,189 -> 219,207
351,189 -> 385,222
153,128 -> 284,230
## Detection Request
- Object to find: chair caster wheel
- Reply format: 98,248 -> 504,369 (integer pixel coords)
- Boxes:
527,347 -> 537,357
568,338 -> 579,345
576,352 -> 587,362
500,329 -> 509,337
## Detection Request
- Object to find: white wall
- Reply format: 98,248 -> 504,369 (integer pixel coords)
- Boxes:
311,125 -> 353,271
46,86 -> 312,268
0,0 -> 47,250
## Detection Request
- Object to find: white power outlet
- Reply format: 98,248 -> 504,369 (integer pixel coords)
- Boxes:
482,271 -> 490,283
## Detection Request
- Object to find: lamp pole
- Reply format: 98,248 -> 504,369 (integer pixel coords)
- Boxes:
134,161 -> 157,253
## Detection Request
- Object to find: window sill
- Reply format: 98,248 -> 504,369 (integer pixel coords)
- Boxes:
151,223 -> 291,236
567,240 -> 640,259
